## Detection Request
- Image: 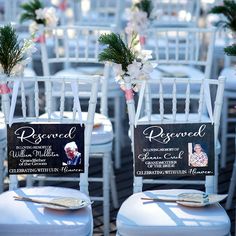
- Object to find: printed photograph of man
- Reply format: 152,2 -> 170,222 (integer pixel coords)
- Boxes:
64,141 -> 81,166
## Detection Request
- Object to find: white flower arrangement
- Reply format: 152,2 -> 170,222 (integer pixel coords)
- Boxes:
98,32 -> 155,92
114,50 -> 154,92
125,0 -> 162,36
20,0 -> 58,36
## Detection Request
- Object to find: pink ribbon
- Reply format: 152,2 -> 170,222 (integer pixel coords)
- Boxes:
0,84 -> 12,94
124,88 -> 134,101
35,34 -> 46,43
139,35 -> 146,46
59,0 -> 67,11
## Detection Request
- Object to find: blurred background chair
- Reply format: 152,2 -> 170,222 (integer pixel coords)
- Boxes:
39,24 -> 124,169
151,0 -> 200,28
116,76 -> 230,236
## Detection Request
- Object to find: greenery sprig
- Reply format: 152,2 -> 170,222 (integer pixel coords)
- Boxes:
209,0 -> 236,32
0,25 -> 23,76
20,0 -> 45,24
134,0 -> 153,19
98,32 -> 138,73
224,44 -> 236,56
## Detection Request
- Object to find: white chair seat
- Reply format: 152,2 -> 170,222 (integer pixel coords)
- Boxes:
55,67 -> 119,92
117,189 -> 230,236
220,67 -> 236,90
150,65 -> 204,86
39,112 -> 113,145
0,186 -> 92,236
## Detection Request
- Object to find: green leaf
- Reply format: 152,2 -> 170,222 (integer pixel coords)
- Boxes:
0,25 -> 24,76
224,44 -> 236,56
20,0 -> 45,24
98,33 -> 136,72
135,0 -> 153,18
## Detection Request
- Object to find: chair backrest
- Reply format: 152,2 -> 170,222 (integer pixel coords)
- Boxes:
151,0 -> 200,27
1,74 -> 100,195
39,25 -> 114,116
72,0 -> 124,31
144,27 -> 216,80
39,25 -> 113,73
124,75 -> 225,193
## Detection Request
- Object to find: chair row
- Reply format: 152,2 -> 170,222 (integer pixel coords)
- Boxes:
0,74 -> 231,236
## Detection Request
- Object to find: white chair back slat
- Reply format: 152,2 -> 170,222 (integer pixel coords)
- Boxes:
59,80 -> 66,120
172,80 -> 177,121
145,27 -> 216,70
198,80 -> 205,121
34,81 -> 39,118
20,80 -> 26,119
159,80 -> 164,122
185,82 -> 190,120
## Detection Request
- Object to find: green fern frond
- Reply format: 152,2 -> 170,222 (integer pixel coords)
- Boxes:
20,0 -> 45,24
135,0 -> 153,18
224,44 -> 236,56
98,33 -> 136,72
0,25 -> 24,76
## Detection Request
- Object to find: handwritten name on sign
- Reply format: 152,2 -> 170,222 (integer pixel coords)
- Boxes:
134,123 -> 214,177
7,123 -> 85,175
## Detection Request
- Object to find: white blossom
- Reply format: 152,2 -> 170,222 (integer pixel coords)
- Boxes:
44,7 -> 59,27
30,7 -> 58,35
29,21 -> 39,35
127,60 -> 142,79
125,7 -> 149,35
113,63 -> 124,77
35,8 -> 45,20
11,63 -> 24,76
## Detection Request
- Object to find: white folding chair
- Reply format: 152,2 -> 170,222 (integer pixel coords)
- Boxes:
116,76 -> 231,236
39,24 -> 124,169
71,0 -> 124,31
0,74 -> 100,236
151,0 -> 200,28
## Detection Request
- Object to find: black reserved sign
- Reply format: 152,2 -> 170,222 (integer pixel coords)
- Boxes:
134,123 -> 214,177
7,123 -> 84,175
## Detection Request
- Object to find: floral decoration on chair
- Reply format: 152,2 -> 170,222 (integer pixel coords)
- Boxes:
209,0 -> 236,56
0,25 -> 36,94
20,0 -> 58,38
98,32 -> 154,97
125,0 -> 161,44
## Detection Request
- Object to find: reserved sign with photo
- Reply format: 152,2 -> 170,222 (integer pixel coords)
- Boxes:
7,123 -> 84,175
134,123 -> 214,177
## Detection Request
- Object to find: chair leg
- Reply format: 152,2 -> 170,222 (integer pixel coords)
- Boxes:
0,146 -> 4,193
205,176 -> 214,194
221,97 -> 228,168
110,160 -> 119,208
214,152 -> 219,193
103,151 -> 110,236
114,96 -> 121,169
225,157 -> 236,210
